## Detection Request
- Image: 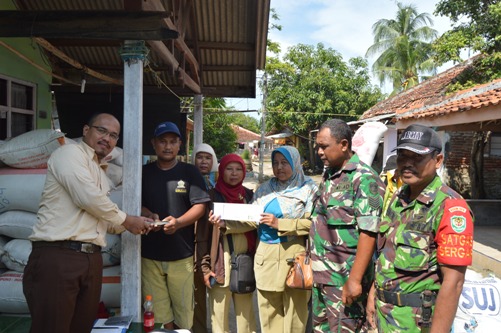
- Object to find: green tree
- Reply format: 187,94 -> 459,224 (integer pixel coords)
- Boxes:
264,43 -> 382,137
267,8 -> 282,55
182,97 -> 237,158
203,112 -> 237,158
366,2 -> 438,94
435,0 -> 501,57
432,0 -> 501,91
229,113 -> 260,133
201,98 -> 237,158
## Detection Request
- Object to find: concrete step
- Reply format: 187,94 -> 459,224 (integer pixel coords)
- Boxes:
472,243 -> 501,277
469,226 -> 501,277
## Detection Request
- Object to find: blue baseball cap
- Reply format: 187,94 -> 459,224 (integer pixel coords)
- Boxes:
153,121 -> 181,138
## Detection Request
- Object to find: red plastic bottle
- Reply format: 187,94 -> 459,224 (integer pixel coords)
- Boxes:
143,295 -> 154,332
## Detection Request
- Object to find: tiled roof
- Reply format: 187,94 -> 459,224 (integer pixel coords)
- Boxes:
231,124 -> 272,143
360,56 -> 479,120
398,78 -> 501,121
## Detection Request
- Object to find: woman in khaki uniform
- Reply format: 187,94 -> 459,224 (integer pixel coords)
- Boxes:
191,143 -> 218,333
252,146 -> 318,333
201,154 -> 258,333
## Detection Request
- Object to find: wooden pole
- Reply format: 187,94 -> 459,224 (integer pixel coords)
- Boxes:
309,130 -> 315,172
34,38 -> 123,86
0,40 -> 78,85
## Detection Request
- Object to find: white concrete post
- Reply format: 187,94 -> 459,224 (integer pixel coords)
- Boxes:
193,94 -> 203,146
119,40 -> 148,321
259,73 -> 267,182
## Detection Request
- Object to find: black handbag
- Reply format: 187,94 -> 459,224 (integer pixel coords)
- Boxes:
227,234 -> 256,294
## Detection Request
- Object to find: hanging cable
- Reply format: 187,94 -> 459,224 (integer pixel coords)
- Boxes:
145,63 -> 182,101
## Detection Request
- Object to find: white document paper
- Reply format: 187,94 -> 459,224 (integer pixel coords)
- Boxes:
213,203 -> 263,223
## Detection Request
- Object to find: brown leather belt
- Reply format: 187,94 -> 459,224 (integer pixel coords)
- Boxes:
32,240 -> 102,254
376,289 -> 437,307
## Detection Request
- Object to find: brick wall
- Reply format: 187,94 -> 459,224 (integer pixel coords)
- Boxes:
445,131 -> 501,199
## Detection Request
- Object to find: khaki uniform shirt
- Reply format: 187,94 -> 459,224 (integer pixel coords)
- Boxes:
30,141 -> 126,247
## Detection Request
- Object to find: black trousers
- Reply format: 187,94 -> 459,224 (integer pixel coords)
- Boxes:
23,245 -> 103,333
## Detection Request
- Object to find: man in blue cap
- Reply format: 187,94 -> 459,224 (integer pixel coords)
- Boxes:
141,121 -> 211,330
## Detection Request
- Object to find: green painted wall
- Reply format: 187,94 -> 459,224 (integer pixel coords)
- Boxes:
1,2 -> 54,129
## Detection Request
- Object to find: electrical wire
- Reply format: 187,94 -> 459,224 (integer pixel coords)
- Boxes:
145,63 -> 182,101
142,65 -> 357,118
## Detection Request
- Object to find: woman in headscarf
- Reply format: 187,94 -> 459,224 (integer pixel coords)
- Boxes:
201,153 -> 257,333
252,146 -> 318,333
191,143 -> 218,333
192,143 -> 219,190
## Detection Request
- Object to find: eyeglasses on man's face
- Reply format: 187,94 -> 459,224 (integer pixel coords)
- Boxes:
90,125 -> 119,141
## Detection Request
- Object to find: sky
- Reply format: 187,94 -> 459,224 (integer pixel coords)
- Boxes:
226,0 -> 458,118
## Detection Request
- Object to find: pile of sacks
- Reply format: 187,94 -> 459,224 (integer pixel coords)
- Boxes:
0,129 -> 124,314
453,269 -> 501,332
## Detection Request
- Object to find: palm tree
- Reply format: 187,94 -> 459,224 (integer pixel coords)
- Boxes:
366,2 -> 438,94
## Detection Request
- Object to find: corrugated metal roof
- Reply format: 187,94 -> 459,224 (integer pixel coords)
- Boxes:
6,0 -> 270,98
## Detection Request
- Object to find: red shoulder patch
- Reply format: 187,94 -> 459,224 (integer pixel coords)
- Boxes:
435,199 -> 474,266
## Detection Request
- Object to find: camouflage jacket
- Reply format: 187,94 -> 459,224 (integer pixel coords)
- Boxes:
375,175 -> 473,294
310,153 -> 385,286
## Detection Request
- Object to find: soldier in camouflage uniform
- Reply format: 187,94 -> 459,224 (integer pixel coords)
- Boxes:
368,124 -> 474,333
310,119 -> 385,332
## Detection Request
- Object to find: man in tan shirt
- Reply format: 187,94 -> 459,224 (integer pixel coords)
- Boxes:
23,113 -> 153,333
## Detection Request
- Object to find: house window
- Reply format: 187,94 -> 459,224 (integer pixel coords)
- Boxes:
0,75 -> 36,140
490,133 -> 501,157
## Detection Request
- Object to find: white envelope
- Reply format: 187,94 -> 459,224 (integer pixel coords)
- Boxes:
213,202 -> 263,223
